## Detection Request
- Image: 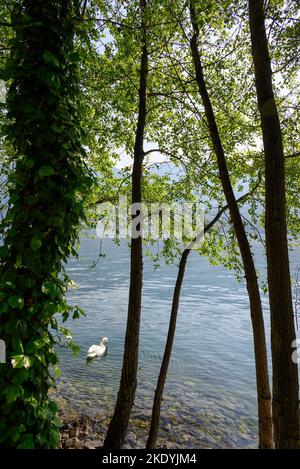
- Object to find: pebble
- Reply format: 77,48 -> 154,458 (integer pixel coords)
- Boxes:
53,391 -> 257,450
65,437 -> 78,448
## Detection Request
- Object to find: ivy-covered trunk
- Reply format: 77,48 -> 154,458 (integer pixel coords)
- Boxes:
0,0 -> 90,448
103,0 -> 148,449
248,0 -> 300,449
189,0 -> 273,449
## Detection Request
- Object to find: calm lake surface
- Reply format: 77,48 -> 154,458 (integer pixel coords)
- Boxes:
55,236 -> 300,448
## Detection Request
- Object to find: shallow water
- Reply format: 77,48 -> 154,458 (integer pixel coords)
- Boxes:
54,237 -> 300,448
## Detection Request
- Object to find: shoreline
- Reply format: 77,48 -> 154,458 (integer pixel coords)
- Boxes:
53,392 -> 257,449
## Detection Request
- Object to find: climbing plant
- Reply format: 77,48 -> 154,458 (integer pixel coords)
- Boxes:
0,0 -> 92,448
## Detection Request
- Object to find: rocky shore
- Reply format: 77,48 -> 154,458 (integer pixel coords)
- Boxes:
58,413 -> 169,450
59,416 -> 105,449
57,409 -> 257,450
52,386 -> 257,449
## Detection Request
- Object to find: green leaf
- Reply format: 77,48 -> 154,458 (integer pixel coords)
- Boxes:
53,416 -> 62,428
38,165 -> 55,177
12,368 -> 29,385
53,366 -> 61,378
43,301 -> 57,314
48,428 -> 60,447
8,296 -> 24,310
30,236 -> 42,252
69,342 -> 80,357
25,336 -> 49,353
48,401 -> 58,414
62,311 -> 69,322
70,51 -> 80,62
48,351 -> 58,365
43,51 -> 60,68
5,385 -> 23,404
11,424 -> 26,443
17,434 -> 35,449
14,255 -> 23,268
25,159 -> 34,168
12,337 -> 24,354
24,396 -> 38,408
11,355 -> 32,369
60,327 -> 72,340
42,281 -> 61,299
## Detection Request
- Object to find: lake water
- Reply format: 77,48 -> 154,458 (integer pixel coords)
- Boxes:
54,236 -> 300,448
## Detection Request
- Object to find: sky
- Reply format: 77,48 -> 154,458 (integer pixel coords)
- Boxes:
115,141 -> 169,169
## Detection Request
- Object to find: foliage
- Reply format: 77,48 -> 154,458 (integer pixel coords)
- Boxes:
0,0 -> 299,449
0,0 -> 92,448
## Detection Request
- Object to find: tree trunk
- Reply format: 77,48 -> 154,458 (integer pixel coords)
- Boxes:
103,0 -> 148,449
188,0 -> 273,449
248,0 -> 300,449
146,249 -> 189,448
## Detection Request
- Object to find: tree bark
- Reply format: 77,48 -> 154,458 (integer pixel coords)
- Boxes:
188,0 -> 273,449
146,196 -> 248,448
248,0 -> 300,449
146,249 -> 189,449
103,0 -> 148,449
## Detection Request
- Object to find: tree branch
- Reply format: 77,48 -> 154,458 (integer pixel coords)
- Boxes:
79,0 -> 88,21
0,21 -> 13,27
286,151 -> 300,159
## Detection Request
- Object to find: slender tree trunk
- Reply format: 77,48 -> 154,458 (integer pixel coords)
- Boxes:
103,0 -> 148,449
146,198 -> 245,448
146,249 -> 189,448
188,0 -> 273,449
248,0 -> 300,449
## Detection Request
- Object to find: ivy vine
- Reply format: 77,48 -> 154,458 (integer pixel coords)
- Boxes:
0,0 -> 92,448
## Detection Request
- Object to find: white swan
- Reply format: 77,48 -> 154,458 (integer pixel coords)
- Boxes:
86,337 -> 108,359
